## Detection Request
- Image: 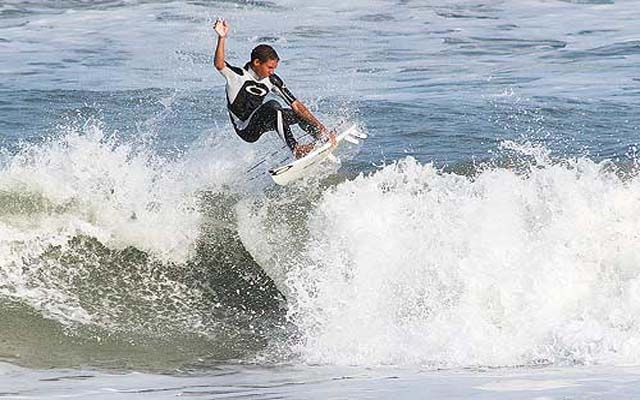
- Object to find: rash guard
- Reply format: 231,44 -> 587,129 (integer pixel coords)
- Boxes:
219,62 -> 297,132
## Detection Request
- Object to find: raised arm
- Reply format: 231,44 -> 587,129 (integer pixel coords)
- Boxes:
213,19 -> 229,70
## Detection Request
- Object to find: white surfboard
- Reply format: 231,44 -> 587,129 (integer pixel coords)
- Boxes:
268,124 -> 367,186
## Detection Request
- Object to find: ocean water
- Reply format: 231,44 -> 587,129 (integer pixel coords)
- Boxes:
1,0 -> 640,398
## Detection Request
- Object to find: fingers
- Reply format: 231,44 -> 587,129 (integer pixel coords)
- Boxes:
330,133 -> 337,147
324,130 -> 337,146
213,18 -> 229,37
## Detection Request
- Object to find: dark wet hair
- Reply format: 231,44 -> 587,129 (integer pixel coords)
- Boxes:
251,44 -> 279,63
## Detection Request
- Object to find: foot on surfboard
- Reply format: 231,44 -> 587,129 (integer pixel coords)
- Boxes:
269,123 -> 367,185
293,142 -> 316,159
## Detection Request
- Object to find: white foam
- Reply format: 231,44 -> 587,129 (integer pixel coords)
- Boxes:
288,155 -> 640,368
0,118 -> 261,326
0,121 -> 201,261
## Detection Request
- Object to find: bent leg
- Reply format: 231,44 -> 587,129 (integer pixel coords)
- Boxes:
238,100 -> 298,151
281,108 -> 321,139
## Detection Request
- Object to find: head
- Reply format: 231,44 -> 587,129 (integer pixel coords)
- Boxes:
249,44 -> 279,79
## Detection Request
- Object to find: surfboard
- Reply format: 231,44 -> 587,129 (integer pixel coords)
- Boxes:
268,123 -> 367,186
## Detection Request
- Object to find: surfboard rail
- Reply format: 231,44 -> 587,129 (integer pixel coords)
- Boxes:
268,123 -> 366,185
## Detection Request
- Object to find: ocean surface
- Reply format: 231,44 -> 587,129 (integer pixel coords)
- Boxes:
1,0 -> 640,398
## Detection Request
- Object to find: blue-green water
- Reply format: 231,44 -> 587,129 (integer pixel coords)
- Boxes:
1,0 -> 640,398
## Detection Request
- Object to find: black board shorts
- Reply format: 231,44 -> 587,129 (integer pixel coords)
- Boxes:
234,100 -> 319,151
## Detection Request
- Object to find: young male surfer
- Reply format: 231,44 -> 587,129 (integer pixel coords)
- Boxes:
213,18 -> 335,159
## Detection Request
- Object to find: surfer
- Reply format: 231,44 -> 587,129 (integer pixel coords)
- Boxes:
213,18 -> 336,159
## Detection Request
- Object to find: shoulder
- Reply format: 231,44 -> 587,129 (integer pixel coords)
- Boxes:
269,73 -> 296,104
224,62 -> 245,76
219,61 -> 245,81
269,74 -> 285,87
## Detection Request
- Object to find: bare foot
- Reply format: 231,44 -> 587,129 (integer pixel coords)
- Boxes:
293,143 -> 315,159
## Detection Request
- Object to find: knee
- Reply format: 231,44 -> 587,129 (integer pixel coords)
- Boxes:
280,108 -> 299,125
263,100 -> 283,110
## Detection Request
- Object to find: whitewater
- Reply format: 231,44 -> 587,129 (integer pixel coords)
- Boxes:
1,0 -> 640,398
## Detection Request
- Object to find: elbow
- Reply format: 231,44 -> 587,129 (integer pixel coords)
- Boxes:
214,61 -> 225,71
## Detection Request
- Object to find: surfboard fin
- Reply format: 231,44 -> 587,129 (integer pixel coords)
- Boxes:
344,136 -> 360,145
350,130 -> 368,139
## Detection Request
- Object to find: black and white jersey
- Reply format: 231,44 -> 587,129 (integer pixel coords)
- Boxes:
219,62 -> 297,131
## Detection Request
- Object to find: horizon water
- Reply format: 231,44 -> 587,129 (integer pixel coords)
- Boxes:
2,0 -> 640,398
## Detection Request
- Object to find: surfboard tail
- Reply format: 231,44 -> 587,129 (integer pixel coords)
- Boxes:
268,123 -> 368,186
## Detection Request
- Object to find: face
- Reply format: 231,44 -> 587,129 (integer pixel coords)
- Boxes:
251,58 -> 279,79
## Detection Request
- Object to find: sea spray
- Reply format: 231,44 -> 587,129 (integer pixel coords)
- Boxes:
288,155 -> 640,368
0,116 -> 284,335
0,119 -> 201,261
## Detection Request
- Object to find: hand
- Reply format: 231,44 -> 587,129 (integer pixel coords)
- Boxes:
322,129 -> 337,147
328,131 -> 337,147
214,18 -> 229,38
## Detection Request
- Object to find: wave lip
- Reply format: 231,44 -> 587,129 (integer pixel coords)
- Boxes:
0,120 -> 203,262
0,119 -> 290,369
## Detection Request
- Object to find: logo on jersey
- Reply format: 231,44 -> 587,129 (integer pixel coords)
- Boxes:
245,84 -> 268,96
